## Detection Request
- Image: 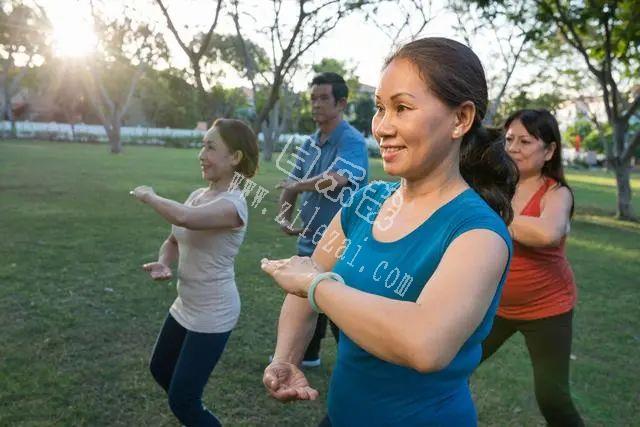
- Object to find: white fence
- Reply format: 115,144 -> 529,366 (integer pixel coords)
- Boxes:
0,120 -> 206,143
0,120 -> 314,151
562,147 -> 606,167
0,121 -> 605,164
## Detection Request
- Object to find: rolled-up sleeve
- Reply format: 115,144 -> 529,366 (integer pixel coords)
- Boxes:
328,132 -> 369,187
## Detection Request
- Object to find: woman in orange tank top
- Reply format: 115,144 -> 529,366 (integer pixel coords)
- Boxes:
480,109 -> 584,426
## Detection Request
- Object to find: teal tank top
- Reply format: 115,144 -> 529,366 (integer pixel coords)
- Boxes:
328,181 -> 512,426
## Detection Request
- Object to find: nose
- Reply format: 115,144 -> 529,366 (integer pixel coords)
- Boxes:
198,147 -> 206,161
505,139 -> 518,153
372,112 -> 396,140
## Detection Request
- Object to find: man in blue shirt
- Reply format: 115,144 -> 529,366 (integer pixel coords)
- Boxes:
275,72 -> 369,367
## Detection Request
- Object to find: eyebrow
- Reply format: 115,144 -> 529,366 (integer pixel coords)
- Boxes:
375,92 -> 416,101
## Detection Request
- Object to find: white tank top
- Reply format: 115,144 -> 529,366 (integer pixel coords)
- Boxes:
169,188 -> 248,333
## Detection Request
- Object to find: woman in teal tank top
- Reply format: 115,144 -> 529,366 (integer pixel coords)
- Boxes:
261,37 -> 519,426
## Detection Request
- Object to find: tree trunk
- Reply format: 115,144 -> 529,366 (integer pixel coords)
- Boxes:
483,100 -> 499,126
253,74 -> 284,136
609,120 -> 636,220
3,89 -> 17,138
261,119 -> 275,162
108,121 -> 122,154
263,137 -> 274,161
3,76 -> 15,138
612,158 -> 635,220
193,62 -> 210,123
260,101 -> 285,162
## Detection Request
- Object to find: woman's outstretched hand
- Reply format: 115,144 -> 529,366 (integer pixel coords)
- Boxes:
260,256 -> 323,298
142,262 -> 172,280
263,359 -> 319,402
130,185 -> 156,203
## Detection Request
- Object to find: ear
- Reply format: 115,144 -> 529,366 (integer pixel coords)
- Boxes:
336,97 -> 348,112
544,141 -> 556,162
452,101 -> 476,139
232,150 -> 243,167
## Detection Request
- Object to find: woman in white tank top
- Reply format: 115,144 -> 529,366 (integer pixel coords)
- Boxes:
130,119 -> 259,427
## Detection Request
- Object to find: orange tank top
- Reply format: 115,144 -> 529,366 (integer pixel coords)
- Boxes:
497,178 -> 577,320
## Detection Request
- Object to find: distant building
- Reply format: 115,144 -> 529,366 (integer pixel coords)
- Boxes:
0,86 -> 56,122
240,87 -> 254,105
356,83 -> 375,96
555,85 -> 640,132
555,95 -> 607,132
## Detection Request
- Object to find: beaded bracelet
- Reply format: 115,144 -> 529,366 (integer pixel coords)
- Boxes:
308,272 -> 345,314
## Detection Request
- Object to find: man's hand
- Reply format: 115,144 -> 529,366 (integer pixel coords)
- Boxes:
278,219 -> 304,236
263,360 -> 319,402
276,180 -> 300,193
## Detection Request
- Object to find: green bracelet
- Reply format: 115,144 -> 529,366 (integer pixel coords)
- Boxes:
308,272 -> 344,314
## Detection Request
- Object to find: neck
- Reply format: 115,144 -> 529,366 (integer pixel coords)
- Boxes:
518,172 -> 545,189
317,115 -> 342,138
400,155 -> 467,203
208,174 -> 235,193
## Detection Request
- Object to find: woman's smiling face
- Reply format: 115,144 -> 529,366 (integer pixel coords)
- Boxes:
372,58 -> 459,180
198,128 -> 238,182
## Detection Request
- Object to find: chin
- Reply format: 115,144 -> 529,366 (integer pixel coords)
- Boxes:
382,165 -> 403,178
382,159 -> 403,173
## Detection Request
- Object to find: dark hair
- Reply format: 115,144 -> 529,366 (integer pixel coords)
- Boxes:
210,118 -> 259,178
385,37 -> 518,224
310,72 -> 349,103
505,109 -> 574,217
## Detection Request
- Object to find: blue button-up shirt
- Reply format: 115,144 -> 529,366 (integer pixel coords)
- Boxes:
287,120 -> 369,256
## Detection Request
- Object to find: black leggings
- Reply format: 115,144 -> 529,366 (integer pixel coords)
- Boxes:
149,313 -> 231,427
481,310 -> 584,427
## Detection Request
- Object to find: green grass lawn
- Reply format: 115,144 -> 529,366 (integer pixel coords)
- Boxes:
1,140 -> 638,426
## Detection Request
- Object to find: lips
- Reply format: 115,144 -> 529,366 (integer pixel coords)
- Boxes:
380,146 -> 405,152
380,145 -> 406,162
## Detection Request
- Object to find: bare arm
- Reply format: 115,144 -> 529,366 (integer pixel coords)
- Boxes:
283,133 -> 363,194
142,232 -> 178,280
290,171 -> 349,193
276,172 -> 348,237
134,188 -> 243,230
271,222 -> 340,363
278,187 -> 298,223
311,215 -> 508,373
277,172 -> 348,214
272,295 -> 318,364
158,233 -> 178,266
510,186 -> 573,247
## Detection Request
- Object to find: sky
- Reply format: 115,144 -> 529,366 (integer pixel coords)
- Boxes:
39,0 -> 537,96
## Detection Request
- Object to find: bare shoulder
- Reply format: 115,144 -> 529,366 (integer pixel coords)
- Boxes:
541,184 -> 573,211
451,228 -> 509,255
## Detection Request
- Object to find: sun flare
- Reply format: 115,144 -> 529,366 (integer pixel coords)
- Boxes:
51,9 -> 97,58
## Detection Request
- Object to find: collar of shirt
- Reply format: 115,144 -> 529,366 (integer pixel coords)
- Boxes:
313,120 -> 348,147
